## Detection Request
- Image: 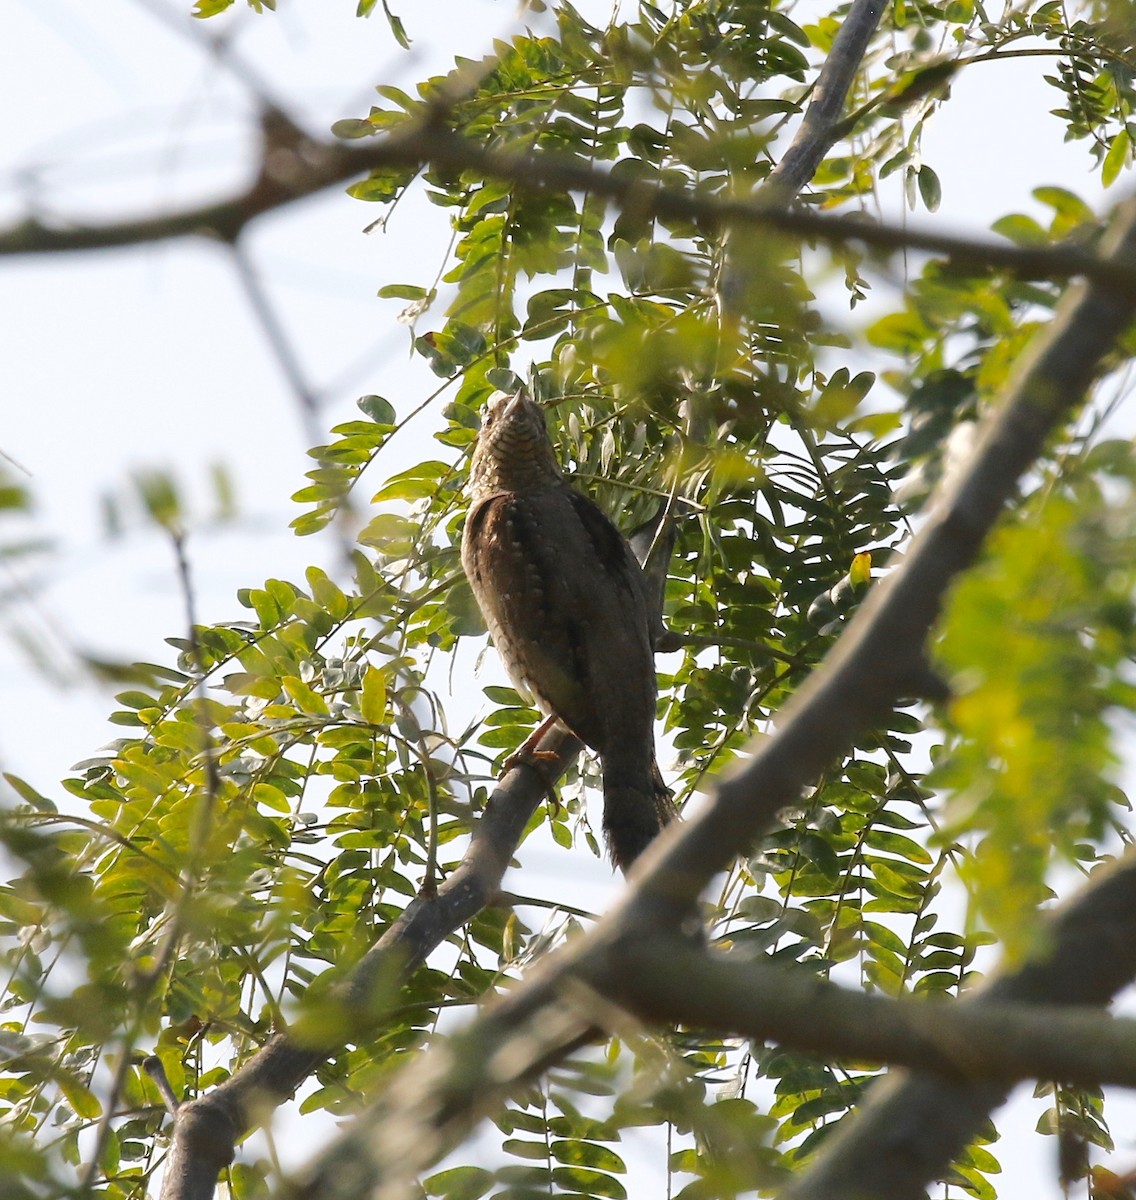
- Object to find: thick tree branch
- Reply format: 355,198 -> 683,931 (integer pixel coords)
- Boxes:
787,852 -> 1136,1200
157,725 -> 581,1200
291,841 -> 1136,1200
616,904 -> 1136,1089
285,191 -> 1136,1200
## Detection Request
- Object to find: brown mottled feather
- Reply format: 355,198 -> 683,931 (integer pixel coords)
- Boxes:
461,389 -> 674,871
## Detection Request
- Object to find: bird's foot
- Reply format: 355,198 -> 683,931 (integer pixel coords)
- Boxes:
501,715 -> 563,812
501,714 -> 560,774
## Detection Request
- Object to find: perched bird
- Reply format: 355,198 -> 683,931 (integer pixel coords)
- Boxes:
461,388 -> 675,873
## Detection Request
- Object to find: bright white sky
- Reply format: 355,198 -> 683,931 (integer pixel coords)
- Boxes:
0,0 -> 1124,1194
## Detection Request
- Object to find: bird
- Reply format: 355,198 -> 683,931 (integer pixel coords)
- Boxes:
461,387 -> 675,873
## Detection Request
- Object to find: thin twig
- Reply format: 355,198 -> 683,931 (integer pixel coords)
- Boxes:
143,1056 -> 181,1117
229,243 -> 324,452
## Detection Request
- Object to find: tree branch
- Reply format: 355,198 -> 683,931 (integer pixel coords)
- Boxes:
615,904 -> 1136,1089
765,0 -> 887,197
719,0 -> 886,313
391,124 -> 1136,291
0,107 -> 364,254
228,241 -> 325,452
6,114 -> 1136,299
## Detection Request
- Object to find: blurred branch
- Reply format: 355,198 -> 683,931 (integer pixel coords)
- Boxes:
620,903 -> 1136,1089
229,242 -> 324,451
0,106 -> 358,254
134,0 -> 287,105
5,112 -> 1136,298
286,193 -> 1136,1200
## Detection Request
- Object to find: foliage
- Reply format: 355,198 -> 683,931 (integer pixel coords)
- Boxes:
3,0 -> 1136,1197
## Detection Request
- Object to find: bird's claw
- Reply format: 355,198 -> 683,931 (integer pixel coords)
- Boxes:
501,746 -> 560,773
501,718 -> 563,813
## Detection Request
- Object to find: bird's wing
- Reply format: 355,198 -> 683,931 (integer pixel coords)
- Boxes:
462,487 -> 656,755
526,488 -> 657,752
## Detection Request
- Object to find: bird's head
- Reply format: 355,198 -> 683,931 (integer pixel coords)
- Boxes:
468,388 -> 563,497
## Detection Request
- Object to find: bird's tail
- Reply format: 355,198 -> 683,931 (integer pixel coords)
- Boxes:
602,759 -> 677,875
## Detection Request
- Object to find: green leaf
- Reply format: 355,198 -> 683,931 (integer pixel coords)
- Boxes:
331,117 -> 375,140
991,213 -> 1049,246
371,461 -> 452,503
360,666 -> 388,725
550,1140 -> 625,1171
357,512 -> 416,556
282,676 -> 329,715
550,1166 -> 626,1198
917,165 -> 942,212
502,1138 -> 551,1161
358,394 -> 396,424
57,1075 -> 102,1120
379,0 -> 411,48
1102,129 -> 1130,187
423,1166 -> 493,1200
3,773 -> 56,811
377,284 -> 428,301
230,1162 -> 270,1200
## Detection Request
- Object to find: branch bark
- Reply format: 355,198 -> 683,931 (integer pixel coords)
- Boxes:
616,894 -> 1136,1090
716,0 -> 887,315
1,108 -> 365,255
765,0 -> 887,197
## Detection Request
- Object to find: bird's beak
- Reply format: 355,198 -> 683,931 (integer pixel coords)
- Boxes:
484,387 -> 530,422
503,388 -> 530,418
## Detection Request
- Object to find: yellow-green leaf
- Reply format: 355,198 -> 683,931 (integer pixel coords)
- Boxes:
360,666 -> 388,725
